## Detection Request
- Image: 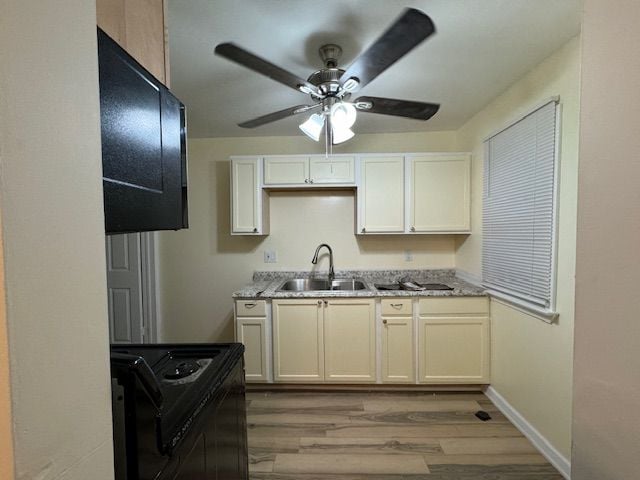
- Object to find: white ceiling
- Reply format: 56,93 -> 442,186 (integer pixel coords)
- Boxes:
167,0 -> 581,138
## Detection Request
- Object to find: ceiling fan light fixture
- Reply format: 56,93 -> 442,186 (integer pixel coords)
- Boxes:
297,84 -> 315,95
343,77 -> 360,92
299,113 -> 325,142
331,125 -> 355,144
330,102 -> 357,130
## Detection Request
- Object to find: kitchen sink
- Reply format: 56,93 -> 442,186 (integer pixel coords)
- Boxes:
277,278 -> 368,292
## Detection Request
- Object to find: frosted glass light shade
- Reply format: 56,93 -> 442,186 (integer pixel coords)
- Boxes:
330,102 -> 357,129
332,125 -> 355,144
299,113 -> 324,141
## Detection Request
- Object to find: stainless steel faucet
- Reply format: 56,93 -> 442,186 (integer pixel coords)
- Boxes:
311,243 -> 335,281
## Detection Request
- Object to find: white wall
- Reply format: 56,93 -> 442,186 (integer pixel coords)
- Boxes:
572,1 -> 640,477
455,36 -> 581,460
0,1 -> 114,479
158,131 -> 459,342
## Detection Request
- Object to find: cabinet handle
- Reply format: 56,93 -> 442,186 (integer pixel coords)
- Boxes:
410,226 -> 416,232
361,227 -> 366,233
244,303 -> 256,308
382,319 -> 388,324
317,300 -> 322,306
305,179 -> 309,183
309,179 -> 314,184
323,300 -> 328,306
391,303 -> 403,308
253,227 -> 258,233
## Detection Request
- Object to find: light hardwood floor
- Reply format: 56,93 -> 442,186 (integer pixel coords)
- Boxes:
246,390 -> 563,479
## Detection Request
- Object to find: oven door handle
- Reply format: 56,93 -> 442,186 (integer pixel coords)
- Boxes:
111,352 -> 164,410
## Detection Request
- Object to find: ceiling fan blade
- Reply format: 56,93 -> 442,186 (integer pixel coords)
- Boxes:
340,8 -> 435,91
354,96 -> 440,120
215,43 -> 319,96
238,104 -> 321,128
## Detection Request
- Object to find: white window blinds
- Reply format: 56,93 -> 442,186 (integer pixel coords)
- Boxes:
482,100 -> 558,309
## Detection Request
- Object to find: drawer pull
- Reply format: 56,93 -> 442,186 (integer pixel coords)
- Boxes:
391,303 -> 403,308
244,303 -> 256,308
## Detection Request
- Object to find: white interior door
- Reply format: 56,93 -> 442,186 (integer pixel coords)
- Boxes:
106,233 -> 144,343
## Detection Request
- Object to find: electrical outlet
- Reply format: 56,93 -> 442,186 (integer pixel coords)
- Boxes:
264,250 -> 277,263
404,250 -> 413,262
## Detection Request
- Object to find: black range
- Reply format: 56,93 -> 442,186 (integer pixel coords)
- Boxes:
110,343 -> 248,480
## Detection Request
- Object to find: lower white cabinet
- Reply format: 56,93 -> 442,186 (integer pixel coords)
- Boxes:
417,297 -> 490,383
272,298 -> 375,383
235,299 -> 268,383
236,317 -> 267,382
272,299 -> 324,382
381,298 -> 414,383
235,295 -> 490,385
324,299 -> 376,382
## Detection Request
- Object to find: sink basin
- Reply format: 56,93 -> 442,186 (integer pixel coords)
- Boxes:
331,279 -> 368,291
277,278 -> 368,292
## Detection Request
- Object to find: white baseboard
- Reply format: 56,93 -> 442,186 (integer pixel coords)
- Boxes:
484,386 -> 571,479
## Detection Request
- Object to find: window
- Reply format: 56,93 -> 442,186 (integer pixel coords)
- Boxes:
482,100 -> 559,315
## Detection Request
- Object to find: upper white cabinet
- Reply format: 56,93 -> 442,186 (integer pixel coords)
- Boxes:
408,154 -> 471,233
309,156 -> 355,184
358,156 -> 405,233
263,155 -> 355,185
230,152 -> 471,236
230,157 -> 268,235
358,153 -> 471,235
264,156 -> 309,185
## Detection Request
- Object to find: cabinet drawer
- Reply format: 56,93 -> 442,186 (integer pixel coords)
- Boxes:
381,298 -> 413,316
236,300 -> 266,317
419,297 -> 488,315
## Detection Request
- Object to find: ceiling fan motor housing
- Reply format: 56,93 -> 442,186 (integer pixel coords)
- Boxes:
307,68 -> 346,98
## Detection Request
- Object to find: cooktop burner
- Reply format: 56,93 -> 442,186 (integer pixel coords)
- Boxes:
164,360 -> 201,380
374,282 -> 454,291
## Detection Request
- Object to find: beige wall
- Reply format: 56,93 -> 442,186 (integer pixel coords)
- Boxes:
455,36 -> 581,459
158,131 -> 459,342
572,1 -> 640,477
0,1 -> 114,479
0,213 -> 13,480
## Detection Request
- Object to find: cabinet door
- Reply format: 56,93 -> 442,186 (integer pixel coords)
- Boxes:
97,0 -> 168,84
409,154 -> 471,232
231,157 -> 262,234
264,156 -> 309,184
382,316 -> 414,383
273,300 -> 324,382
418,316 -> 490,383
358,156 -> 405,233
324,299 -> 376,382
309,156 -> 355,184
236,317 -> 267,382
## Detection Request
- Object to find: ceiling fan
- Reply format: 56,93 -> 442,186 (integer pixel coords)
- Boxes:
214,8 -> 439,146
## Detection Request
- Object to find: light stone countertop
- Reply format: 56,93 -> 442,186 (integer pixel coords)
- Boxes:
232,269 -> 485,299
